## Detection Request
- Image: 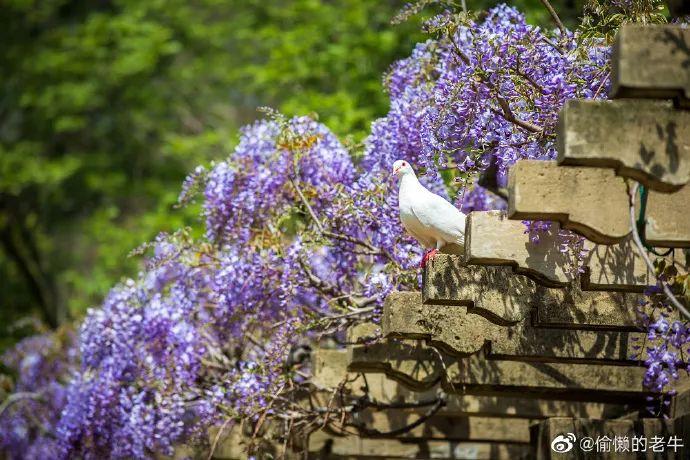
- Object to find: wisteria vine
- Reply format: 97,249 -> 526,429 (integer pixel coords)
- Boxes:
2,3 -> 689,459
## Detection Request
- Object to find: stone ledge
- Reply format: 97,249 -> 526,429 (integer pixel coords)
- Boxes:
465,211 -> 683,291
557,99 -> 690,192
610,24 -> 690,108
383,292 -> 644,362
507,160 -> 690,247
347,339 -> 652,403
343,340 -> 631,419
422,254 -> 642,328
316,347 -> 627,419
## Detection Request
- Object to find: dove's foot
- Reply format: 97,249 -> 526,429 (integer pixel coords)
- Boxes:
420,249 -> 439,268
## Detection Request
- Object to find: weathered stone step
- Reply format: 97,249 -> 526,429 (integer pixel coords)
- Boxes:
556,99 -> 690,192
611,24 -> 690,109
383,292 -> 644,363
347,339 -> 652,403
465,211 -> 684,291
422,254 -> 643,328
314,347 -> 625,420
308,430 -> 531,460
507,160 -> 690,247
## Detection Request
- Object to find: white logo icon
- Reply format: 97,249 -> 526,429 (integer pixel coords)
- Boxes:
551,433 -> 576,453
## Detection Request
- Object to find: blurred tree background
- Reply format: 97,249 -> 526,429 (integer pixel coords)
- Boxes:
0,0 -> 627,351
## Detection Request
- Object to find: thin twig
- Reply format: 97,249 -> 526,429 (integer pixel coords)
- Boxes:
289,177 -> 324,233
207,418 -> 235,460
592,70 -> 611,100
0,391 -> 44,419
539,0 -> 567,36
540,35 -> 564,55
628,183 -> 690,320
291,177 -> 392,261
323,306 -> 376,321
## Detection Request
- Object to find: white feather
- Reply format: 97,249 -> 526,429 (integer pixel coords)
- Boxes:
394,160 -> 466,250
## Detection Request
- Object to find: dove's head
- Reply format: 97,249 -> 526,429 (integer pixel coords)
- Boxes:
392,160 -> 414,178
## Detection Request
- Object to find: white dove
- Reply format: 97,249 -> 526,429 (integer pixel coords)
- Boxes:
392,160 -> 467,267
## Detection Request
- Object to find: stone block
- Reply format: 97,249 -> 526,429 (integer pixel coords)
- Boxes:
347,343 -> 628,419
508,160 -> 690,246
207,426 -> 295,460
423,254 -> 642,328
610,24 -> 690,108
348,338 -> 442,391
383,291 -> 644,362
646,189 -> 690,247
207,427 -> 245,459
557,99 -> 690,192
580,237 -> 687,291
465,211 -> 678,291
347,339 -> 651,403
312,347 -> 355,389
314,347 -> 618,419
465,210 -> 571,287
669,375 -> 690,418
671,414 -> 690,459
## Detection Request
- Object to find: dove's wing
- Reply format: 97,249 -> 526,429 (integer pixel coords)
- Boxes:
400,204 -> 436,248
411,190 -> 466,245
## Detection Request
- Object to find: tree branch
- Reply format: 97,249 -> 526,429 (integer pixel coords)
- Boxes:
539,0 -> 567,37
290,178 -> 392,260
0,224 -> 61,327
447,35 -> 543,135
491,97 -> 543,134
0,391 -> 44,418
289,177 -> 324,233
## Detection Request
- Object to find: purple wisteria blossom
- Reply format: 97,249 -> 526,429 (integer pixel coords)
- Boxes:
0,332 -> 76,459
366,5 -> 610,209
633,285 -> 690,413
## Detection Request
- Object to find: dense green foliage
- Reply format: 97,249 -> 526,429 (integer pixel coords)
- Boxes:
0,0 -> 430,346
